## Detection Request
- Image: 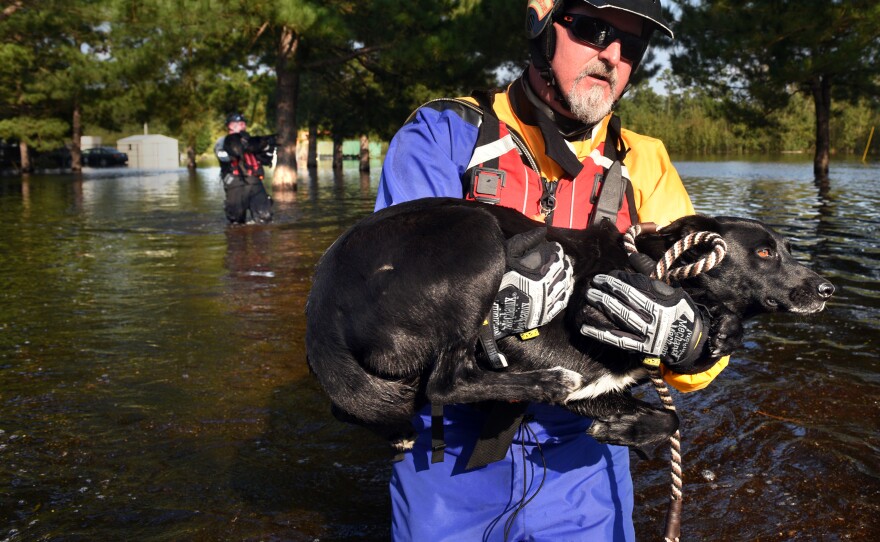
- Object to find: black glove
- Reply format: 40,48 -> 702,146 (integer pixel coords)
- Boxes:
580,270 -> 710,373
491,229 -> 573,338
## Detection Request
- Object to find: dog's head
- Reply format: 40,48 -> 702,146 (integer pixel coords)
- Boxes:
639,215 -> 834,319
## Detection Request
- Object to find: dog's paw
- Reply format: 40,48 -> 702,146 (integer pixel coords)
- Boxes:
587,409 -> 679,452
709,311 -> 744,358
550,366 -> 583,393
532,366 -> 583,402
586,418 -> 615,442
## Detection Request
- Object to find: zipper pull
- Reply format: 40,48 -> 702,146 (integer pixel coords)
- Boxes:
539,178 -> 558,224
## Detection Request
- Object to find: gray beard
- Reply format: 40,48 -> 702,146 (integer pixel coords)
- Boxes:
567,61 -> 619,125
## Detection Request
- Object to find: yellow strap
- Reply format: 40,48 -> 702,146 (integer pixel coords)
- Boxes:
519,329 -> 540,340
643,356 -> 662,368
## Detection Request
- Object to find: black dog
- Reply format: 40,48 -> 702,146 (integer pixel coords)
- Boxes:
305,197 -> 833,454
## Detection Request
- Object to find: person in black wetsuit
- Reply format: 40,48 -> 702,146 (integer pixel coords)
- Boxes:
214,113 -> 275,224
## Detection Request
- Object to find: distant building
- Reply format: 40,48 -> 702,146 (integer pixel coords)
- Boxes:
117,134 -> 179,169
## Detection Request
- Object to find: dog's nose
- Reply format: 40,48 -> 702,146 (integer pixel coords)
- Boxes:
818,282 -> 835,298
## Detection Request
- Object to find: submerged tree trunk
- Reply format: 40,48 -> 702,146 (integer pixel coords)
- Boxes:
19,141 -> 31,173
359,171 -> 371,195
307,121 -> 318,169
332,137 -> 343,170
185,144 -> 197,170
359,134 -> 370,172
273,26 -> 299,191
71,103 -> 82,172
811,75 -> 831,181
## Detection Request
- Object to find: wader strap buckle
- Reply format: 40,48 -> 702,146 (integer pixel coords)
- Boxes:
590,160 -> 626,226
465,401 -> 530,470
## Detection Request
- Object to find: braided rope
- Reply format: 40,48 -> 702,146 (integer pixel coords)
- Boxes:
624,224 -> 728,542
623,225 -> 728,284
621,224 -> 642,255
656,232 -> 727,284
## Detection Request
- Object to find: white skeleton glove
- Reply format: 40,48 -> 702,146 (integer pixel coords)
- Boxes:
580,271 -> 710,373
492,229 -> 574,339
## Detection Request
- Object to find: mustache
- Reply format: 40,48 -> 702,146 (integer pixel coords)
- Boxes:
575,60 -> 617,88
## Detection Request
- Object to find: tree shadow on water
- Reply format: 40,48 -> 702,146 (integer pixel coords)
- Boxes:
230,377 -> 393,540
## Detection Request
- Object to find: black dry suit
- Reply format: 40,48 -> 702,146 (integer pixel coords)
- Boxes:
216,131 -> 275,224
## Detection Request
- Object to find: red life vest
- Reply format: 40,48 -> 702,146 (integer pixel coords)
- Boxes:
231,152 -> 264,180
458,93 -> 637,232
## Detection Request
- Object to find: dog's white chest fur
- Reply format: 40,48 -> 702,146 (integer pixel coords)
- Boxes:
564,367 -> 648,403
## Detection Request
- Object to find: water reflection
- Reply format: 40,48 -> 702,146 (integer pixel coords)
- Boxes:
0,160 -> 877,541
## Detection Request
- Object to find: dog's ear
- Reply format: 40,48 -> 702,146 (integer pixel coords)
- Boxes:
659,215 -> 721,245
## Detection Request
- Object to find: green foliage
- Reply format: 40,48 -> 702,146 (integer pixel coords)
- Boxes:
831,98 -> 879,155
0,117 -> 69,151
618,73 -> 878,157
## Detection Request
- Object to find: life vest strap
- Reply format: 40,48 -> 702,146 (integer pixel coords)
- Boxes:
466,90 -> 561,224
589,115 -> 638,228
431,403 -> 446,464
465,91 -> 510,205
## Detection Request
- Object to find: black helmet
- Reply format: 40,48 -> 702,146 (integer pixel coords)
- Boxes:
527,0 -> 671,108
225,112 -> 247,125
527,0 -> 673,41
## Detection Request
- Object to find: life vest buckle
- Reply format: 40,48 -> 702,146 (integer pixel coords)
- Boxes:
469,167 -> 506,204
590,172 -> 603,204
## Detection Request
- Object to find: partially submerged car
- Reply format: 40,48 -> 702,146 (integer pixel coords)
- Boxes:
83,147 -> 128,167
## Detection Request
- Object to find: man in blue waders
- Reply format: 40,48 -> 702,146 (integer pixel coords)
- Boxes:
214,113 -> 275,225
376,1 -> 732,540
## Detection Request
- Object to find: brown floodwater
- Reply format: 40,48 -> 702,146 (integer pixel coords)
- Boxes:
0,160 -> 877,541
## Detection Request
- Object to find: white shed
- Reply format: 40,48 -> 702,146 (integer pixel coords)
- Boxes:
81,135 -> 102,150
117,134 -> 180,169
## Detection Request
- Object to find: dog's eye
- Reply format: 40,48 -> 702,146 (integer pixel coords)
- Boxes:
756,247 -> 774,259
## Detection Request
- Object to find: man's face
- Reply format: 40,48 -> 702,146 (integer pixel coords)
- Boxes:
227,121 -> 247,134
550,4 -> 643,124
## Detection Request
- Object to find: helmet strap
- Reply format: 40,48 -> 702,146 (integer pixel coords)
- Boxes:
518,74 -> 594,140
530,26 -> 573,112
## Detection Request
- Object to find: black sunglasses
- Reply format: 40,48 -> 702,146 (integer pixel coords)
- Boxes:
555,13 -> 649,63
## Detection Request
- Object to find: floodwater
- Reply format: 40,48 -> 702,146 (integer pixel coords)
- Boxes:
0,160 -> 877,541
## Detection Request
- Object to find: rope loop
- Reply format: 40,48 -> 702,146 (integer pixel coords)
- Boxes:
657,232 -> 727,283
624,225 -> 728,283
